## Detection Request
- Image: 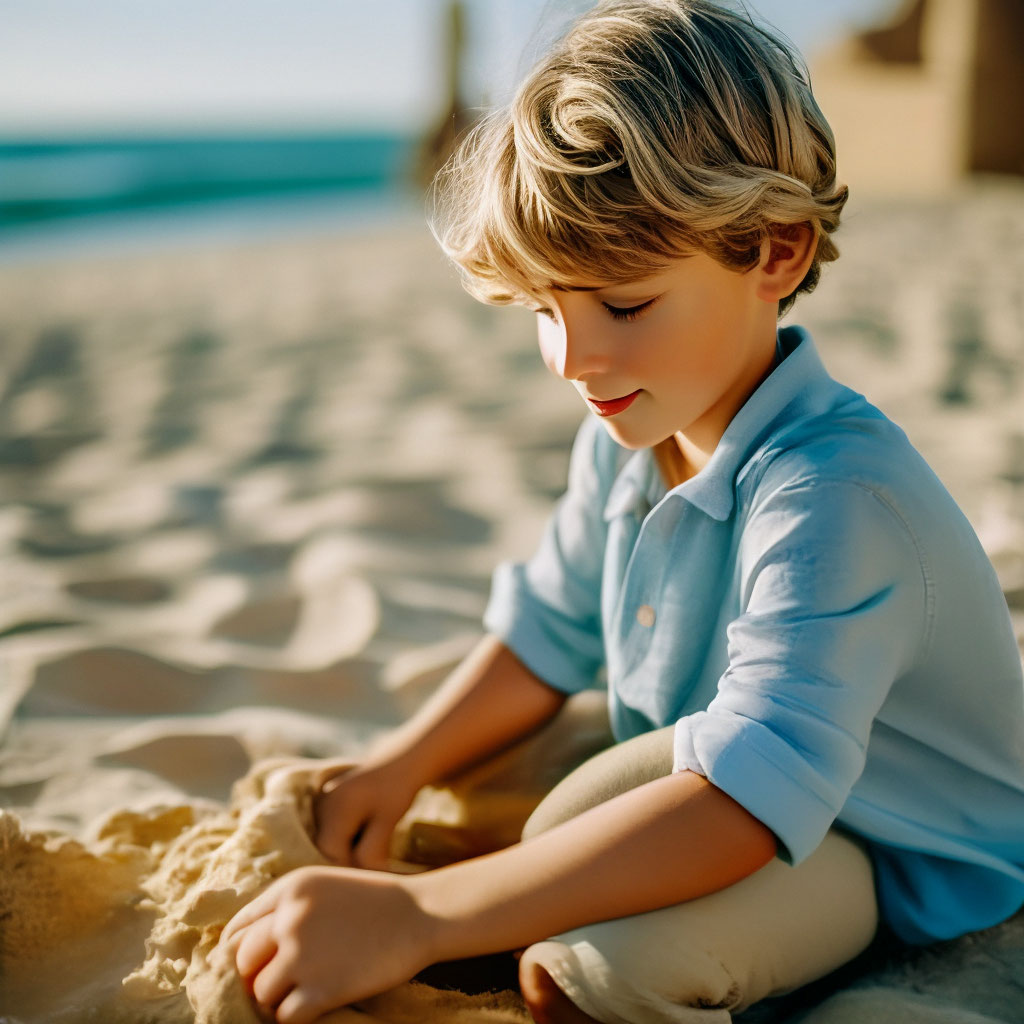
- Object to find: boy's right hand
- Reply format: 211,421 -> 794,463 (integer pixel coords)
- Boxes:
312,759 -> 421,870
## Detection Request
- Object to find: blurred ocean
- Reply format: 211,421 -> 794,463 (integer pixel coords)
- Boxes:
0,132 -> 424,262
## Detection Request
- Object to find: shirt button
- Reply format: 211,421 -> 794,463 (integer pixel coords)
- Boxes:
636,604 -> 656,628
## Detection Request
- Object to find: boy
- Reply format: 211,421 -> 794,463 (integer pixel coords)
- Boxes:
223,3 -> 1024,1022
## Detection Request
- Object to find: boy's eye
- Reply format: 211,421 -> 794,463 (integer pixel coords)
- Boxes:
603,298 -> 657,321
533,299 -> 659,322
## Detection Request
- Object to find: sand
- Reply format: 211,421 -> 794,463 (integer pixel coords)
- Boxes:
0,181 -> 1022,1023
0,759 -> 532,1022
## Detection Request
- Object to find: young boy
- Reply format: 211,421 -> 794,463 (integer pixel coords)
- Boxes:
222,3 -> 1024,1022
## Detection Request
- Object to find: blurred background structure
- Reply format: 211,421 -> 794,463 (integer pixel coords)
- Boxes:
415,1 -> 474,189
812,0 -> 1024,194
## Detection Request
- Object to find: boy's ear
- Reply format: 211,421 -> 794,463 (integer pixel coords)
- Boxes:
755,223 -> 815,303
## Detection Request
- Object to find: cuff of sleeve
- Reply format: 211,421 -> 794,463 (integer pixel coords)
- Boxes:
673,711 -> 840,865
483,561 -> 604,695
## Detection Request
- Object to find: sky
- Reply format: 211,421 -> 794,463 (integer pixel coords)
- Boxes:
0,0 -> 899,136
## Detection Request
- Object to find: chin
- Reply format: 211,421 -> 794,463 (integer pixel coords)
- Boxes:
595,418 -> 663,451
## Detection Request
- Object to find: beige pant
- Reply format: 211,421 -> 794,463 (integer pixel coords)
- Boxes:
519,727 -> 879,1024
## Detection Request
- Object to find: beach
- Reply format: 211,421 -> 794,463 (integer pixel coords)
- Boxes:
0,181 -> 1022,1022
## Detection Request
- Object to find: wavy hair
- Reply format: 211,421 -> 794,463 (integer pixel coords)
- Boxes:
431,0 -> 848,317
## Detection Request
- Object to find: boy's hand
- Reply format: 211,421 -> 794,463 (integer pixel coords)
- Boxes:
313,760 -> 421,869
222,865 -> 434,1024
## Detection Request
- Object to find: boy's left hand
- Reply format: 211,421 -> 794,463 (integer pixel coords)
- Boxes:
221,865 -> 435,1023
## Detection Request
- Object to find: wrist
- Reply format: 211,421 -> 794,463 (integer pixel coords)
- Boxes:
403,852 -> 530,964
361,728 -> 430,778
401,868 -> 458,962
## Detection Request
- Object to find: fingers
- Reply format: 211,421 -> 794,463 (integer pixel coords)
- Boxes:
318,803 -> 396,870
222,884 -> 278,945
221,872 -> 340,1024
276,986 -> 327,1024
313,760 -> 356,791
352,814 -> 395,871
234,917 -> 320,1022
240,938 -> 324,1024
310,762 -> 411,869
313,786 -> 371,865
314,807 -> 364,865
233,915 -> 277,980
251,948 -> 295,1013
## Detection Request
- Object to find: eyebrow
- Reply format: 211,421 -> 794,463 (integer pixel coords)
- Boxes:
550,284 -> 603,292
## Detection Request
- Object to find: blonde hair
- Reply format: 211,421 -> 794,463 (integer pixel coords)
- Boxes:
431,0 -> 848,317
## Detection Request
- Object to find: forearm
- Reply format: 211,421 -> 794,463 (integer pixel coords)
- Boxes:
412,770 -> 778,960
368,634 -> 568,786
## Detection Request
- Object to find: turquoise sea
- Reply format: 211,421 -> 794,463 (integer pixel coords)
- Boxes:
0,132 -> 424,262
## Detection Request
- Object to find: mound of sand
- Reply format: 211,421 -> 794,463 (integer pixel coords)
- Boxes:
0,758 -> 530,1024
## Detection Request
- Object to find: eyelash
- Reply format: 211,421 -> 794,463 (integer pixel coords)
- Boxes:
605,298 -> 658,321
534,298 -> 659,322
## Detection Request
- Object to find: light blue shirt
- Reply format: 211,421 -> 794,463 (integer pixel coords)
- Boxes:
485,325 -> 1024,944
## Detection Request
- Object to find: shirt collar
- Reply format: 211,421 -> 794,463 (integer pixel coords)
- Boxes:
603,325 -> 840,523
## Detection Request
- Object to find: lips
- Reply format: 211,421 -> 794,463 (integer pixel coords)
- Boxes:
587,390 -> 641,417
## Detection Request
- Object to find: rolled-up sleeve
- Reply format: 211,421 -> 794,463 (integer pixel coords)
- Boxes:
674,478 -> 929,864
484,417 -> 613,693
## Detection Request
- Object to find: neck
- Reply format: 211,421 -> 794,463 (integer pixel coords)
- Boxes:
653,437 -> 694,489
670,321 -> 780,482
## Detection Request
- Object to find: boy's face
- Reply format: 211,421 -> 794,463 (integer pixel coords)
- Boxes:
532,251 -> 779,460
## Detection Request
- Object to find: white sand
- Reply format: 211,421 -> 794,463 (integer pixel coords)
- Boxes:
0,183 -> 1022,1023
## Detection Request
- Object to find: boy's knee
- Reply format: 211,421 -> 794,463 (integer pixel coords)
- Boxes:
522,727 -> 676,842
519,955 -> 605,1024
521,793 -> 575,841
520,927 -> 741,1024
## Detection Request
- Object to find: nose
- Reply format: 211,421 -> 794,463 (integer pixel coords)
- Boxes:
538,313 -> 604,381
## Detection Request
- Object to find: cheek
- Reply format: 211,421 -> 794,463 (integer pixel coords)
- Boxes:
663,318 -> 727,380
686,341 -> 726,381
